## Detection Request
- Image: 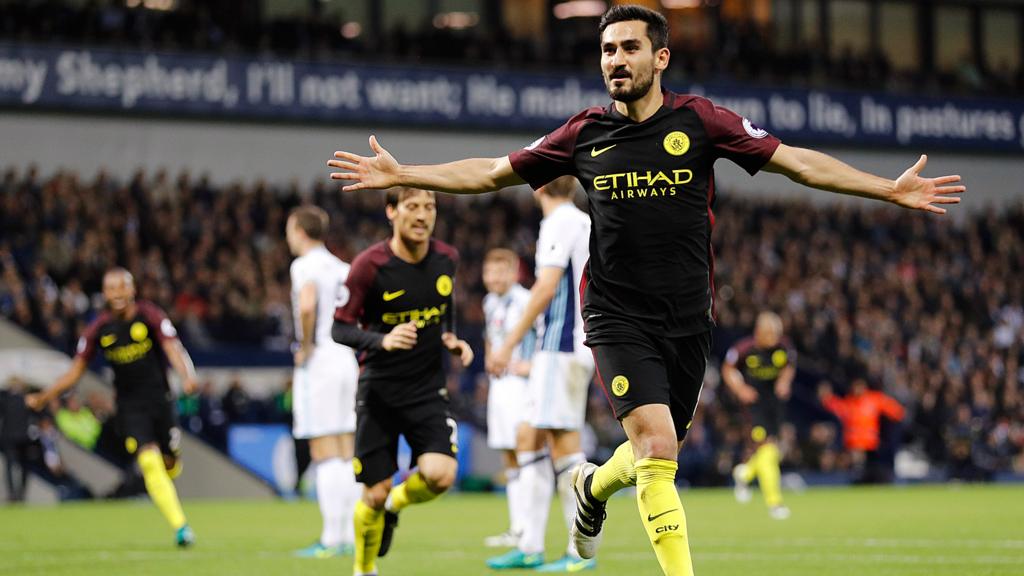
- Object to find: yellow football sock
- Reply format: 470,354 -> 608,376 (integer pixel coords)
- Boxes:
387,472 -> 442,512
137,449 -> 186,530
738,450 -> 757,484
755,443 -> 783,507
635,458 -> 693,576
354,500 -> 384,574
591,441 -> 636,501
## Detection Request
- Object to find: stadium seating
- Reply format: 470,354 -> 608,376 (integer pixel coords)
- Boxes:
2,166 -> 1021,482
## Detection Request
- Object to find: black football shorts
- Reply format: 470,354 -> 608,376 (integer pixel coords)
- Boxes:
117,399 -> 181,458
749,395 -> 783,441
354,385 -> 458,486
587,318 -> 711,440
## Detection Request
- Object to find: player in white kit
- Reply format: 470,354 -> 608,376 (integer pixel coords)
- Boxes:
286,206 -> 362,558
486,176 -> 596,572
481,248 -> 536,549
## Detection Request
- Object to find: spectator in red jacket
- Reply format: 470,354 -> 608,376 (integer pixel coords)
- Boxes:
819,377 -> 905,482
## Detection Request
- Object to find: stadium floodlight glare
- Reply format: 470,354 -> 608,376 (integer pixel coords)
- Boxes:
553,1 -> 608,20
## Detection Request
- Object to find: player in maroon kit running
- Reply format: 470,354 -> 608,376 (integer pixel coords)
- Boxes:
325,6 -> 964,573
332,187 -> 473,576
28,268 -> 198,547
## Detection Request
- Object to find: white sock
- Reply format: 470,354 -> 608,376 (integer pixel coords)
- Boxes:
339,458 -> 361,545
505,467 -> 523,536
516,450 -> 553,555
555,452 -> 587,558
316,457 -> 346,547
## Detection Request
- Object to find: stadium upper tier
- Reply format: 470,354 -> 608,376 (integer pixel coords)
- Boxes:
1,0 -> 1021,99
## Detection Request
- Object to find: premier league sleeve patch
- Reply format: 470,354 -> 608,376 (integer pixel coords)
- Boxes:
742,118 -> 769,139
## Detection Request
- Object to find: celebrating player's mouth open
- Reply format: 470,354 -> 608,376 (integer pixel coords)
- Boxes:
327,5 -> 964,575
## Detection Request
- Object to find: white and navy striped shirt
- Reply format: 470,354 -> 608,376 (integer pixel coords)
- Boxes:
535,202 -> 590,355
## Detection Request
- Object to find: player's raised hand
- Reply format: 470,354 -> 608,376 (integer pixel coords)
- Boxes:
383,321 -> 418,351
890,155 -> 965,215
442,332 -> 474,367
328,135 -> 401,192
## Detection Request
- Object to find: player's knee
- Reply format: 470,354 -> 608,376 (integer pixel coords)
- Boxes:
420,463 -> 457,493
633,433 -> 679,461
363,483 -> 390,510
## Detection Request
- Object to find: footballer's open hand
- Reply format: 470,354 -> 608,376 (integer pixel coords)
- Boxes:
329,135 -> 401,192
890,155 -> 965,215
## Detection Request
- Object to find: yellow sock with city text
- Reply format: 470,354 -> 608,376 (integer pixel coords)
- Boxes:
755,443 -> 783,507
353,500 -> 383,574
137,450 -> 186,530
386,472 -> 441,512
635,458 -> 693,576
591,441 -> 637,501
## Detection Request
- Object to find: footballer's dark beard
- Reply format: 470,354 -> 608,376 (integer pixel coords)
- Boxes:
606,69 -> 654,103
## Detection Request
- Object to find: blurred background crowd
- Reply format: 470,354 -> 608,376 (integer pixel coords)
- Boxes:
2,165 -> 1021,493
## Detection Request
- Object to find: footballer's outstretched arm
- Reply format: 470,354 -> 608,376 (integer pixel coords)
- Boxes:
763,144 -> 965,215
328,136 -> 525,194
25,357 -> 87,411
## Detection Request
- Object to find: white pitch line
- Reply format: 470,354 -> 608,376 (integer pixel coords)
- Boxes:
694,536 -> 1024,550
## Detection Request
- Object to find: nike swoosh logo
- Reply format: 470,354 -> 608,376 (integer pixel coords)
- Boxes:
590,144 -> 616,157
647,509 -> 678,522
382,290 -> 405,302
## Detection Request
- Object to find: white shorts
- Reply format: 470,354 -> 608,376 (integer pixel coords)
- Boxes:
292,344 -> 359,439
487,374 -> 529,450
526,351 -> 595,430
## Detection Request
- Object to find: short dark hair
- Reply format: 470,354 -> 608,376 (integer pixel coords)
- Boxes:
599,5 -> 669,51
289,205 -> 329,240
385,187 -> 435,208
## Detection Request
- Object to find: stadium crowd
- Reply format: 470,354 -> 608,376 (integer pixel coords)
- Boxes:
1,166 -> 1022,486
1,0 -> 1021,97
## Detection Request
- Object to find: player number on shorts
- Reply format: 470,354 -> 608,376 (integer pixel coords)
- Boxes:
169,427 -> 182,452
446,417 -> 458,448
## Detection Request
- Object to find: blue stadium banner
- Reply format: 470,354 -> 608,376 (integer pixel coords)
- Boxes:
2,43 -> 1023,152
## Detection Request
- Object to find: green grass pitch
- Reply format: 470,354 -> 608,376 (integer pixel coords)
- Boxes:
2,484 -> 1022,575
